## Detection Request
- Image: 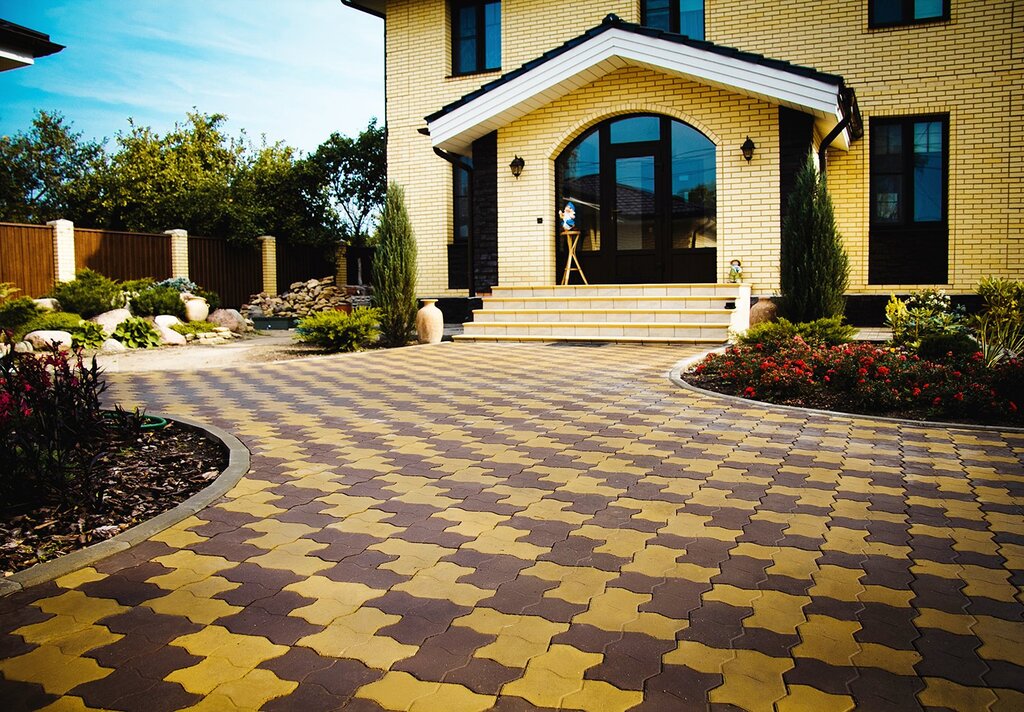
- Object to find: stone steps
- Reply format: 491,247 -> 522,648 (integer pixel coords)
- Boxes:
455,283 -> 750,343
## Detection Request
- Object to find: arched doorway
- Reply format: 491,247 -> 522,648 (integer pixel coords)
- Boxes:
555,114 -> 717,283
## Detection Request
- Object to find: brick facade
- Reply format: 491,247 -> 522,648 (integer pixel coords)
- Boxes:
375,0 -> 1022,296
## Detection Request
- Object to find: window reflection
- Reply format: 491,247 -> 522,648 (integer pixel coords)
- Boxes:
558,131 -> 601,251
670,120 -> 716,249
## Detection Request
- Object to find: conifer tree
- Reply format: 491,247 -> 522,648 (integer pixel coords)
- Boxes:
373,182 -> 418,346
780,152 -> 849,321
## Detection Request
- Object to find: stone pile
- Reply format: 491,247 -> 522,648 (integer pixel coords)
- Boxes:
242,277 -> 372,319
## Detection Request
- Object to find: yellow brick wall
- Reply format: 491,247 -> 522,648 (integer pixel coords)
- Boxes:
380,0 -> 1022,295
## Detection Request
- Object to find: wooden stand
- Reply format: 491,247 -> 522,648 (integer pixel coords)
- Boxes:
560,230 -> 589,285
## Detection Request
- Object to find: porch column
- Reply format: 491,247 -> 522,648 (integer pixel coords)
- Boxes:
258,235 -> 277,295
47,218 -> 75,283
164,229 -> 189,279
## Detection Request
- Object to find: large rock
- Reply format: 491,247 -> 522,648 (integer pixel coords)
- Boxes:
208,308 -> 247,333
13,340 -> 33,354
24,330 -> 72,351
100,338 -> 127,353
154,323 -> 186,346
91,308 -> 132,336
154,314 -> 182,329
33,298 -> 60,312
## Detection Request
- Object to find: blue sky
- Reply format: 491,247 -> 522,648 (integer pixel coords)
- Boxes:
0,0 -> 384,153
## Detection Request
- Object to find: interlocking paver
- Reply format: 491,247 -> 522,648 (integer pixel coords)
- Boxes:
1,342 -> 1022,710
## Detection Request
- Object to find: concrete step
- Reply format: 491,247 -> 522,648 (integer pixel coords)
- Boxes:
471,309 -> 733,324
489,283 -> 741,298
460,321 -> 730,341
482,296 -> 735,310
453,333 -> 724,344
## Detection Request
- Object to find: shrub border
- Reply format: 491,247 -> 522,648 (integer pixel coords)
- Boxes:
0,415 -> 251,597
670,347 -> 1024,435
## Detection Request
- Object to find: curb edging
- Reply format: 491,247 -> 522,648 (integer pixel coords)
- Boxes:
0,415 -> 251,597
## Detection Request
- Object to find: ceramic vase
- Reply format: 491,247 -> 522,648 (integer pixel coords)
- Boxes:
184,297 -> 210,323
749,296 -> 778,326
416,299 -> 443,344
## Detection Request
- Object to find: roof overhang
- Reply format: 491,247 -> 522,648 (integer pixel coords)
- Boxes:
426,20 -> 855,155
0,20 -> 63,71
339,0 -> 385,19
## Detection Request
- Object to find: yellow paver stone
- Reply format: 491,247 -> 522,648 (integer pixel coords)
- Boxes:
0,645 -> 111,695
34,591 -> 128,626
54,567 -> 107,590
792,616 -> 862,667
561,681 -> 644,712
286,579 -> 385,624
777,685 -> 855,712
212,667 -> 299,709
166,657 -> 251,695
917,677 -> 998,711
170,626 -> 289,669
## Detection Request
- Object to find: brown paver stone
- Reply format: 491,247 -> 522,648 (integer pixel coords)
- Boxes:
1,342 -> 1023,710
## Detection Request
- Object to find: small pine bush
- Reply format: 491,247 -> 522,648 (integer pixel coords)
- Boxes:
112,317 -> 162,349
130,285 -> 186,318
0,297 -> 43,337
739,317 -> 855,352
17,311 -> 104,348
296,308 -> 380,352
373,183 -> 418,347
48,269 -> 125,319
918,333 -> 979,361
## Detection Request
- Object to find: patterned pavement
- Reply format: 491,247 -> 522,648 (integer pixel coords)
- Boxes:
1,342 -> 1023,711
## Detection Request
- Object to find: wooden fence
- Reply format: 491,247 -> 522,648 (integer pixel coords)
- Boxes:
0,222 -> 55,298
276,243 -> 337,294
187,236 -> 264,310
74,228 -> 172,282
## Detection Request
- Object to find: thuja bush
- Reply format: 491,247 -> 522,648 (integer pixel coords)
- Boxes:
0,349 -> 107,503
129,285 -> 186,318
689,339 -> 1023,425
373,182 -> 418,347
296,307 -> 380,352
738,317 -> 855,352
47,269 -> 125,319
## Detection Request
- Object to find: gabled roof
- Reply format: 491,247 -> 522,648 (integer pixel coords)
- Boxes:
340,1 -> 385,19
0,19 -> 64,71
426,14 -> 857,155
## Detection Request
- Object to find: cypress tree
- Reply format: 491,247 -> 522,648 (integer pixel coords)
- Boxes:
373,182 -> 418,346
779,152 -> 849,322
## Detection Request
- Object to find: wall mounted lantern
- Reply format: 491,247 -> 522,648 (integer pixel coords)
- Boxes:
741,136 -> 756,162
509,155 -> 525,179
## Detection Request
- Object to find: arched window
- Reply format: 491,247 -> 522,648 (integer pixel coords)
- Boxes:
555,114 -> 716,283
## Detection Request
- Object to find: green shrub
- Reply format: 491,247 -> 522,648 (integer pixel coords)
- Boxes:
194,288 -> 221,312
112,317 -> 162,349
0,282 -> 20,300
171,320 -> 218,336
739,317 -> 855,352
296,308 -> 380,352
48,269 -> 125,319
373,183 -> 418,347
886,290 -> 967,349
120,278 -> 155,300
17,311 -> 106,348
0,297 -> 43,336
779,153 -> 849,321
130,285 -> 186,318
972,278 -> 1024,366
156,276 -> 198,293
918,333 -> 979,361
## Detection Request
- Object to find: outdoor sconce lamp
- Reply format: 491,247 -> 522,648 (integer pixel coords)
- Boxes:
741,136 -> 756,162
509,155 -> 525,179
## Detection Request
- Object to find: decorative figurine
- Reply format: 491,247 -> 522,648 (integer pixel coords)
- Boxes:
559,201 -> 576,232
728,259 -> 743,283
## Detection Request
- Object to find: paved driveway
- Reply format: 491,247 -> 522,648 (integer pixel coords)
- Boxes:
1,343 -> 1023,711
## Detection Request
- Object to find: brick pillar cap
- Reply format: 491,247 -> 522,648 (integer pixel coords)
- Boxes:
163,228 -> 188,236
47,218 -> 73,227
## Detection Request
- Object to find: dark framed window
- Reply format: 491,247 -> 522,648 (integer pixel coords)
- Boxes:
869,0 -> 949,28
641,0 -> 704,39
452,1 -> 501,75
453,164 -> 471,245
869,115 -> 949,284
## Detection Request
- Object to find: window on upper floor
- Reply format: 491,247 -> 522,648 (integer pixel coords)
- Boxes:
452,0 -> 501,75
641,0 -> 704,40
869,115 -> 949,284
869,0 -> 949,28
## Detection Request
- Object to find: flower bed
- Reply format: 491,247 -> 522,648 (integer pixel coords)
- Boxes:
688,337 -> 1024,426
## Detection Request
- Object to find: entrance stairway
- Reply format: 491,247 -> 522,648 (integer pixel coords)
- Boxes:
454,284 -> 751,343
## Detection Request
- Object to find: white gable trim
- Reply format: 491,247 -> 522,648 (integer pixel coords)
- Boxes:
427,28 -> 849,154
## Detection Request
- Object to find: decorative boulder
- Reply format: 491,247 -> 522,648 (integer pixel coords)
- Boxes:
24,330 -> 72,351
154,314 -> 182,329
154,323 -> 186,346
13,340 -> 33,354
208,308 -> 247,333
100,338 -> 127,353
33,298 -> 60,312
91,308 -> 133,336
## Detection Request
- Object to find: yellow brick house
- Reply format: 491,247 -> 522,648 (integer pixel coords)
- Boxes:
342,0 -> 1022,332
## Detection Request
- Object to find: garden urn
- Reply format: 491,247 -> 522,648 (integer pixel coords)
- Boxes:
184,296 -> 210,322
749,296 -> 778,326
416,299 -> 444,344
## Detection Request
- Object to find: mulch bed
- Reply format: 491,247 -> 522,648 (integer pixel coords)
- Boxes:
1,420 -> 228,577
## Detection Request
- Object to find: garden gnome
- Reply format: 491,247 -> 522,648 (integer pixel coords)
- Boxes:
559,201 -> 577,232
728,259 -> 743,283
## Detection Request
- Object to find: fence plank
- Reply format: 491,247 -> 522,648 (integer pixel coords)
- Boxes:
188,236 -> 262,310
74,228 -> 172,281
0,222 -> 56,298
276,243 -> 337,293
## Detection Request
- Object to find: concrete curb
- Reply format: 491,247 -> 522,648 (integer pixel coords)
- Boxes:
670,348 -> 1024,435
0,415 -> 251,597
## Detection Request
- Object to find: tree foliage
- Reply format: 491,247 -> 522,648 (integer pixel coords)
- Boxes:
310,117 -> 386,244
373,183 -> 418,347
779,153 -> 849,322
0,111 -> 105,224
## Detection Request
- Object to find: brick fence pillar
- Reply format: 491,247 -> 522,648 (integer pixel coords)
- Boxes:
47,219 -> 76,283
258,235 -> 277,295
164,229 -> 189,279
335,245 -> 348,285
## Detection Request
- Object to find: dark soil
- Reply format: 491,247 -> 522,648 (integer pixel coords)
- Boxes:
1,420 -> 228,577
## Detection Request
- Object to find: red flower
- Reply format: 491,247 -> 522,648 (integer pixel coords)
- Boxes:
744,386 -> 757,397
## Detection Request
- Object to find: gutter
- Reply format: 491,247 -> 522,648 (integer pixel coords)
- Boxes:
339,0 -> 384,19
432,145 -> 476,298
818,86 -> 862,183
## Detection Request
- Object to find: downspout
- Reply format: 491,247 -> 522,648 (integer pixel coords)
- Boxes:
818,116 -> 850,186
818,87 -> 860,185
432,145 -> 476,298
